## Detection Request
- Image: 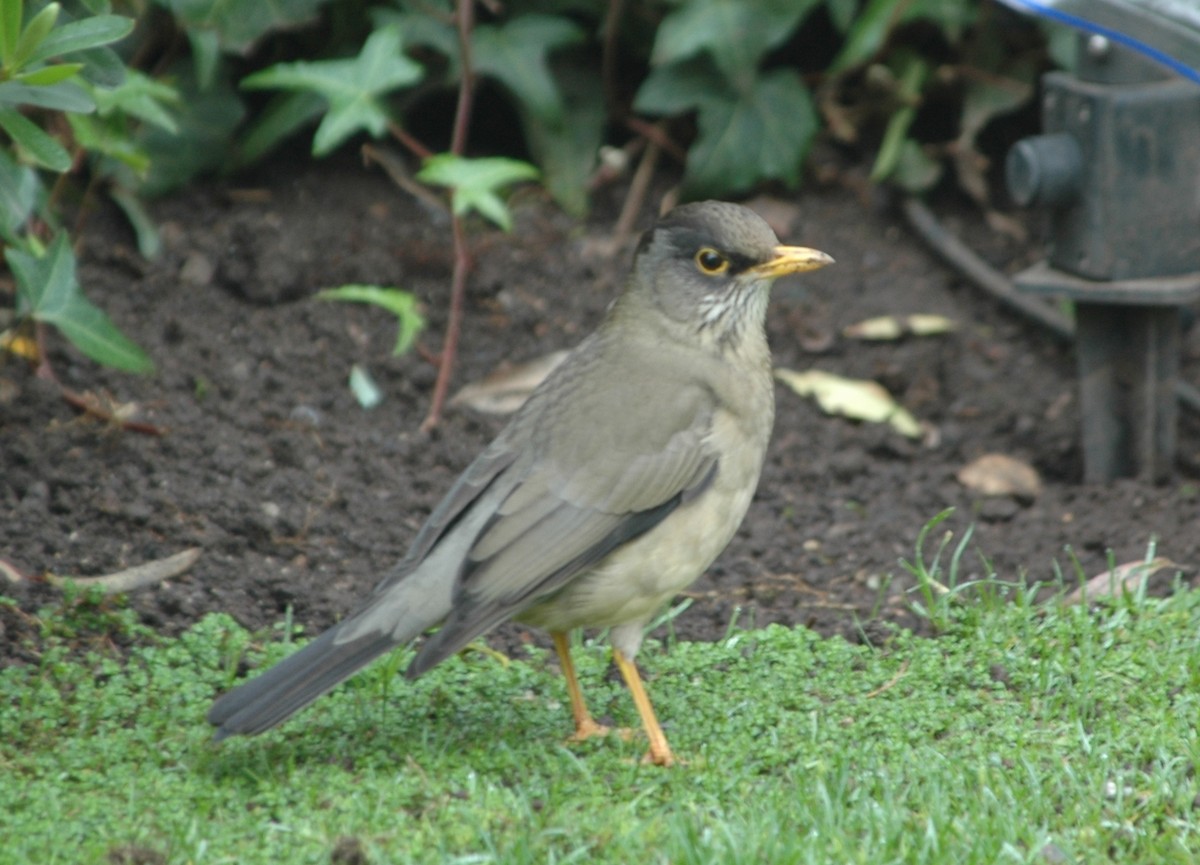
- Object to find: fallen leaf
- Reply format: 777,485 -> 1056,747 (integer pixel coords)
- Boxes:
843,314 -> 956,340
956,453 -> 1042,500
48,548 -> 202,594
451,350 -> 569,415
349,364 -> 383,409
774,368 -> 921,438
1061,557 -> 1181,606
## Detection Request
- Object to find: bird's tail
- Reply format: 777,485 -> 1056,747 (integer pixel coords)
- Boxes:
206,619 -> 401,739
208,553 -> 459,739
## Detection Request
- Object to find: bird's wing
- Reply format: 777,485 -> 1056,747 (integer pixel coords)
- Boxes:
406,369 -> 720,674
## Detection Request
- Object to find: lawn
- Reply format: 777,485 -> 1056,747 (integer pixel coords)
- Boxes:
3,553 -> 1199,864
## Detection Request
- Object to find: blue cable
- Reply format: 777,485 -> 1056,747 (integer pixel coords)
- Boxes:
998,0 -> 1200,85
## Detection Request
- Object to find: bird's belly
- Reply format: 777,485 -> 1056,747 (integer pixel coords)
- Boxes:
519,448 -> 763,634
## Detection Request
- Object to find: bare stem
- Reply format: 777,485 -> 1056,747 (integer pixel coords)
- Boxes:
422,0 -> 478,431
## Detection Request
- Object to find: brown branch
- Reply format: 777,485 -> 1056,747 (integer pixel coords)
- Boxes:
421,0 -> 478,431
422,214 -> 471,432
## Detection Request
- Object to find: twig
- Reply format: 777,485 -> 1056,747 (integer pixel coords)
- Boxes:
423,214 -> 471,432
613,135 -> 661,243
624,117 -> 688,163
421,0 -> 478,431
387,121 -> 434,161
34,322 -> 165,435
600,0 -> 627,117
362,144 -> 449,215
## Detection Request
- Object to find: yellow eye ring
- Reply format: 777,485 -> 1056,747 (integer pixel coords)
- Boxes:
695,247 -> 729,274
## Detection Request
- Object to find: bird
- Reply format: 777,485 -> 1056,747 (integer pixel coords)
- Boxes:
207,200 -> 833,766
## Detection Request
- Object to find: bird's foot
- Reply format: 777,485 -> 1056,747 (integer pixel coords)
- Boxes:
567,717 -> 612,743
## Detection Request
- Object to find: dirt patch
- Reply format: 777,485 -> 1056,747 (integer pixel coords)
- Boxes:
3,153 -> 1199,665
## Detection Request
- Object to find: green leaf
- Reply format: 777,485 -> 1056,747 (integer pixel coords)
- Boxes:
133,62 -> 243,196
890,139 -> 942,193
6,234 -> 153,373
417,155 -> 539,231
76,45 -> 126,88
472,15 -> 584,124
869,54 -> 929,183
157,0 -> 326,55
637,63 -> 817,198
27,13 -> 132,63
0,80 -> 94,111
688,68 -> 817,196
92,69 -> 180,133
372,6 -> 457,61
828,0 -> 903,74
0,148 -> 43,240
235,90 -> 326,166
110,187 -> 160,259
67,112 -> 150,173
519,62 -> 604,216
185,27 -> 221,90
14,62 -> 82,86
634,55 -> 725,116
652,0 -> 819,83
0,109 -> 72,171
0,0 -> 20,63
316,285 -> 426,357
242,24 -> 423,156
13,2 -> 61,69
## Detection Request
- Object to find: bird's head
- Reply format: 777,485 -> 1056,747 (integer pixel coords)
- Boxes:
630,201 -> 833,346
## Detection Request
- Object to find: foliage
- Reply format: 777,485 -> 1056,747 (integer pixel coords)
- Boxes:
316,284 -> 426,356
635,0 -> 823,197
2,0 -> 1055,378
0,0 -> 163,372
416,153 -> 539,231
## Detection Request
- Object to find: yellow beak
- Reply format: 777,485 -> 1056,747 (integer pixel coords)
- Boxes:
750,245 -> 835,278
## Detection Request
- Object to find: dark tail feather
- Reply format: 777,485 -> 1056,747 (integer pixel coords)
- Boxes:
207,624 -> 400,739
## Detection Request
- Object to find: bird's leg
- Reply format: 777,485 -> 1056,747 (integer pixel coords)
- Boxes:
612,648 -> 675,767
552,631 -> 610,741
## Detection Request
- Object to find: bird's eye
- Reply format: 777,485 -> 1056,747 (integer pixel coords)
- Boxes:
694,247 -> 729,275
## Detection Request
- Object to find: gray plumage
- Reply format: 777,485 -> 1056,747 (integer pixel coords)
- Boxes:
207,201 -> 832,746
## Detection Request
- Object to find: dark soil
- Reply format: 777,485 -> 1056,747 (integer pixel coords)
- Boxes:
3,153 -> 1199,666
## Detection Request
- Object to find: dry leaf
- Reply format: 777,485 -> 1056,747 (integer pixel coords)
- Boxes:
843,314 -> 956,341
774,368 -> 921,438
450,350 -> 569,415
1061,557 -> 1181,606
956,453 -> 1042,500
48,548 -> 202,594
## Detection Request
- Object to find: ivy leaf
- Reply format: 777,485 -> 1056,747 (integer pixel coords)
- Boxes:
472,15 -> 585,124
520,62 -> 604,216
637,62 -> 816,198
155,0 -> 326,55
418,155 -> 539,231
242,25 -> 423,156
316,285 -> 426,356
7,234 -> 154,373
652,0 -> 819,83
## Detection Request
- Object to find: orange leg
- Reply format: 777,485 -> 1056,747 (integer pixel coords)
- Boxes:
552,631 -> 609,741
612,648 -> 675,767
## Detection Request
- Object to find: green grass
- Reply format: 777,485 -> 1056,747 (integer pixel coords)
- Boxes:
4,572 -> 1200,864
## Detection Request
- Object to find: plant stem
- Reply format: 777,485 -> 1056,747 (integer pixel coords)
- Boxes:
421,0 -> 477,431
422,213 -> 470,433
